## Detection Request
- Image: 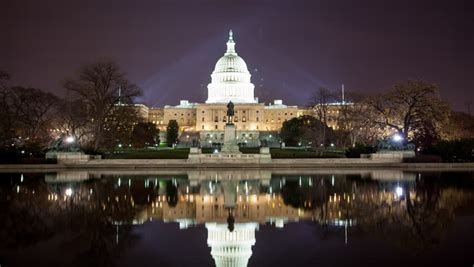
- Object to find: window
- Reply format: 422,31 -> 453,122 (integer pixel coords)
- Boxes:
243,110 -> 246,114
256,110 -> 259,113
234,116 -> 238,122
242,116 -> 246,122
215,125 -> 218,129
202,117 -> 204,122
214,116 -> 218,122
202,111 -> 205,113
202,125 -> 205,130
256,117 -> 259,122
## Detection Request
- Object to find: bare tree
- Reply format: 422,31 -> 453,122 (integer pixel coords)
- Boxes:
53,99 -> 92,145
63,59 -> 141,150
309,87 -> 336,147
12,87 -> 59,143
366,80 -> 449,142
0,86 -> 58,146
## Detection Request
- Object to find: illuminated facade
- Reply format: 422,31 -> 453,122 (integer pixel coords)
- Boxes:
135,31 -> 307,145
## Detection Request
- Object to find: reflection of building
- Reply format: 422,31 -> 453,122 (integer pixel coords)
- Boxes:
43,170 -> 430,267
206,222 -> 258,267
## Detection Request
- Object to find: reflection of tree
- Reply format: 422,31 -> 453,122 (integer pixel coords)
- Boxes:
166,181 -> 179,207
348,175 -> 473,249
63,178 -> 140,266
0,175 -> 145,266
0,174 -> 54,248
279,173 -> 474,250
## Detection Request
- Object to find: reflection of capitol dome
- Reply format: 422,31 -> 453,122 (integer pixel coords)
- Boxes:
206,30 -> 257,104
206,222 -> 258,267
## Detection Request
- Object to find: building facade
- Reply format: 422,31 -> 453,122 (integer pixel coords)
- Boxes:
137,31 -> 308,146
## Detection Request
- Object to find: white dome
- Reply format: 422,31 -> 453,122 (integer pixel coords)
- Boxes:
206,222 -> 258,267
214,55 -> 249,75
206,30 -> 257,104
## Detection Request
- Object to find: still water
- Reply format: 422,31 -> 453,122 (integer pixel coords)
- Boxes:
1,169 -> 473,267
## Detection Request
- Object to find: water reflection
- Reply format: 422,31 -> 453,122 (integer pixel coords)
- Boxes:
1,169 -> 473,266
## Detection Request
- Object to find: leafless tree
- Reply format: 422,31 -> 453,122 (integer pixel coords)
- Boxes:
0,86 -> 58,146
63,59 -> 141,150
309,87 -> 336,146
366,80 -> 449,141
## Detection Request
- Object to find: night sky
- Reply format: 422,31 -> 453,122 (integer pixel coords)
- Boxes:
2,0 -> 473,111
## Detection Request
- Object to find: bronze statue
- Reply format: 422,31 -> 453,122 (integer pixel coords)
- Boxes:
226,101 -> 235,124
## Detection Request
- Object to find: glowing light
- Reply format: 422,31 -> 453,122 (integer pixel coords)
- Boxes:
392,134 -> 403,142
65,136 -> 75,143
65,188 -> 73,197
395,186 -> 403,197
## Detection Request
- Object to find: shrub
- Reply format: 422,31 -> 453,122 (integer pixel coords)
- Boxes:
345,144 -> 377,158
424,139 -> 474,162
403,155 -> 442,163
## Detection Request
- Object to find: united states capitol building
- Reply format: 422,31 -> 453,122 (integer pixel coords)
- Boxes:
135,30 -> 316,146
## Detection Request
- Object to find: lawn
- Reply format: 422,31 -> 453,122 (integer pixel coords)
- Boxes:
102,147 -> 346,159
103,148 -> 190,159
270,148 -> 345,158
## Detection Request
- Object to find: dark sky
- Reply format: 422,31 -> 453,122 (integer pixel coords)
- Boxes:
2,0 -> 473,111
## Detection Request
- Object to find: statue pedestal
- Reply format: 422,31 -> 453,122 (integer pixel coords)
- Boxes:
221,124 -> 241,154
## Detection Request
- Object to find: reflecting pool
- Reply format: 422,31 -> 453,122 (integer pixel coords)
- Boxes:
1,169 -> 473,266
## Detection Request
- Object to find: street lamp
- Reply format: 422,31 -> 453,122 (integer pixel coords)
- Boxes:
65,136 -> 75,143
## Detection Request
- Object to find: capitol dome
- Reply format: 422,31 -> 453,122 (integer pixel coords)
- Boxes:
206,30 -> 257,104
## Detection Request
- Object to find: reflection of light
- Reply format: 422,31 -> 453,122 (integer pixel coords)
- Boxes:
213,149 -> 219,154
395,186 -> 403,197
65,188 -> 73,197
392,134 -> 403,142
65,136 -> 75,143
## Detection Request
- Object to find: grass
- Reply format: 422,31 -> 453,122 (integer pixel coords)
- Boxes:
102,147 -> 346,159
104,148 -> 190,159
270,148 -> 345,158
